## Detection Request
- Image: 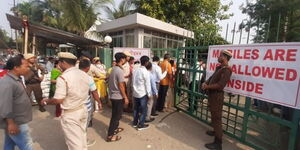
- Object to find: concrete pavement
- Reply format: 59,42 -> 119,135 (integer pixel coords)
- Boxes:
0,105 -> 253,150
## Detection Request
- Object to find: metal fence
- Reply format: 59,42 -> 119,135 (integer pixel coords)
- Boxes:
98,45 -> 300,149
173,46 -> 300,150
150,48 -> 177,59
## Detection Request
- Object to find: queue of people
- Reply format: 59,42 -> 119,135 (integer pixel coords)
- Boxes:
0,50 -> 180,150
0,48 -> 235,150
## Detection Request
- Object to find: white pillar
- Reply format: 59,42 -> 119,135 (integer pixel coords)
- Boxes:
32,34 -> 36,55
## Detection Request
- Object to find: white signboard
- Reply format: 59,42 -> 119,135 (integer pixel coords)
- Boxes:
113,47 -> 150,61
207,43 -> 300,109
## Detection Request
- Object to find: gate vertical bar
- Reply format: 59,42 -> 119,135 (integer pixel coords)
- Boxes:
276,13 -> 281,42
225,23 -> 229,42
288,110 -> 300,150
239,28 -> 243,44
232,22 -> 236,44
241,97 -> 251,141
266,15 -> 271,42
247,18 -> 252,44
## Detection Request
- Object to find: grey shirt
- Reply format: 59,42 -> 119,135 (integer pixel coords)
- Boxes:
0,73 -> 32,129
108,66 -> 125,100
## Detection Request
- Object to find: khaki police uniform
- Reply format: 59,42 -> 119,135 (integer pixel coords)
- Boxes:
24,53 -> 45,109
54,52 -> 90,150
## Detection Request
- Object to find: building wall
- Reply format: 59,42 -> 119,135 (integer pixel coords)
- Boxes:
109,27 -> 187,49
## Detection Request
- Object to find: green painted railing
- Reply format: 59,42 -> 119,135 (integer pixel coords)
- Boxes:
173,46 -> 300,150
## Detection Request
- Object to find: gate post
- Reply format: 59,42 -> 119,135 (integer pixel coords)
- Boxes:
288,110 -> 300,150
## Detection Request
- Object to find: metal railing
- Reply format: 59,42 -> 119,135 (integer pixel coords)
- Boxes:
173,46 -> 300,150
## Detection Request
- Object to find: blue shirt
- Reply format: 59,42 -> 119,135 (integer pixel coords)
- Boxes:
150,73 -> 158,96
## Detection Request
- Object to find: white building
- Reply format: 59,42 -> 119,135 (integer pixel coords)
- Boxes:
96,13 -> 194,49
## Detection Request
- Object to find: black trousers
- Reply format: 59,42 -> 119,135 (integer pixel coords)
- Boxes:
156,85 -> 169,111
108,99 -> 124,136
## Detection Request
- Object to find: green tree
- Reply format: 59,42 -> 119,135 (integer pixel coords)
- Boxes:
132,0 -> 231,45
0,28 -> 14,48
242,0 -> 300,42
11,0 -> 111,35
104,0 -> 134,20
11,0 -> 47,22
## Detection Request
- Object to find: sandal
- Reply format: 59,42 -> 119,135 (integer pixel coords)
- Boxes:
114,127 -> 124,135
106,135 -> 121,142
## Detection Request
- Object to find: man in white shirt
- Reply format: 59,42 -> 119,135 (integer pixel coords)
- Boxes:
151,56 -> 167,116
46,57 -> 54,72
132,56 -> 151,130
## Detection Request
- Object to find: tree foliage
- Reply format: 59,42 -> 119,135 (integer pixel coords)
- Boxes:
242,0 -> 300,42
11,0 -> 111,35
0,28 -> 14,48
104,0 -> 134,20
132,0 -> 231,45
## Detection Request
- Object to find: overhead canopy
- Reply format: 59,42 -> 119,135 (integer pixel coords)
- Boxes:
6,14 -> 104,47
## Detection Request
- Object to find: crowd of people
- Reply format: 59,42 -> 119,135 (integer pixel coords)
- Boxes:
0,50 -> 183,150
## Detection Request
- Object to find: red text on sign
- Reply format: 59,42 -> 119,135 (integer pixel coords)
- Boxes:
263,49 -> 297,61
227,79 -> 263,94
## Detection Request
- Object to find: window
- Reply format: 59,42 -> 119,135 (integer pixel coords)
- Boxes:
172,41 -> 178,48
109,31 -> 123,36
143,36 -> 151,48
112,37 -> 123,47
178,41 -> 183,47
159,38 -> 165,48
142,28 -> 186,48
144,29 -> 152,34
125,35 -> 134,47
152,37 -> 159,48
167,40 -> 173,48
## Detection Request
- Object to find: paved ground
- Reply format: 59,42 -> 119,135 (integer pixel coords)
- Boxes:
0,105 -> 253,150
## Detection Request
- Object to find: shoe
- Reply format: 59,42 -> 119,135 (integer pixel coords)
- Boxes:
206,130 -> 215,136
132,124 -> 138,128
204,138 -> 222,150
145,118 -> 155,123
87,139 -> 96,147
151,113 -> 158,116
39,106 -> 46,112
137,124 -> 149,131
204,142 -> 222,150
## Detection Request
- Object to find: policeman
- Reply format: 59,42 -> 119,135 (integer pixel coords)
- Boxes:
41,52 -> 90,150
24,53 -> 46,112
202,50 -> 233,150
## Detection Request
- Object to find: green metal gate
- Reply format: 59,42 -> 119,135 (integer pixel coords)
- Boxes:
151,48 -> 177,59
98,47 -> 300,149
174,46 -> 300,150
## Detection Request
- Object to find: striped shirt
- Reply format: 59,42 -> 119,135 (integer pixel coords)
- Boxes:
86,76 -> 97,112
